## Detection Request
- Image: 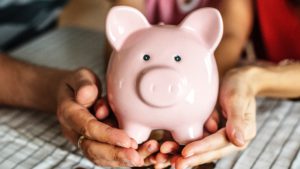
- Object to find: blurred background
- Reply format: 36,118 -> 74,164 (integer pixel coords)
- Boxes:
0,0 -> 111,52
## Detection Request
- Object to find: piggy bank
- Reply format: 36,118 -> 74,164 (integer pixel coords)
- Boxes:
106,6 -> 223,145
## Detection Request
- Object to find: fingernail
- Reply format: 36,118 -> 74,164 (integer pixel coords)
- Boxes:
234,130 -> 245,145
147,144 -> 155,152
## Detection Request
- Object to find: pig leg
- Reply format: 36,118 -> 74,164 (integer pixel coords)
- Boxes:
122,122 -> 152,144
171,124 -> 203,145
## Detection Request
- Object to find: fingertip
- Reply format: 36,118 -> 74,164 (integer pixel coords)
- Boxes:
150,155 -> 157,164
160,142 -> 168,153
147,140 -> 160,152
233,130 -> 245,147
130,138 -> 138,149
181,146 -> 193,158
77,85 -> 98,107
113,130 -> 134,148
95,101 -> 109,120
212,110 -> 220,124
226,125 -> 245,147
125,148 -> 143,167
175,157 -> 189,169
160,141 -> 179,154
205,118 -> 218,133
156,153 -> 168,163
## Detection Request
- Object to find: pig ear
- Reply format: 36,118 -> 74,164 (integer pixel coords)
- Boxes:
180,8 -> 223,52
106,6 -> 150,50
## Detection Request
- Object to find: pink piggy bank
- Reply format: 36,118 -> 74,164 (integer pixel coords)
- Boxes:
106,6 -> 223,145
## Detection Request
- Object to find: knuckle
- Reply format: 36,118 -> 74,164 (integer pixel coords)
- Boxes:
112,149 -> 121,162
85,145 -> 98,162
56,101 -> 72,123
77,67 -> 92,76
104,126 -> 115,141
79,125 -> 87,137
85,118 -> 98,137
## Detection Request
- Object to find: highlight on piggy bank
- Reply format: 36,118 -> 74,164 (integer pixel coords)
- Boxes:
105,6 -> 223,145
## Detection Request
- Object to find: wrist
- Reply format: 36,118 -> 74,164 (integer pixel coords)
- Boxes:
30,67 -> 71,113
227,66 -> 266,96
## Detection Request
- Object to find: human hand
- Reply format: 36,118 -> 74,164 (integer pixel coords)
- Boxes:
56,68 -> 159,167
158,67 -> 258,168
152,110 -> 220,169
93,98 -> 161,167
175,68 -> 257,167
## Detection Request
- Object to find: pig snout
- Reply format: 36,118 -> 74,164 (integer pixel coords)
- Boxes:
138,67 -> 187,107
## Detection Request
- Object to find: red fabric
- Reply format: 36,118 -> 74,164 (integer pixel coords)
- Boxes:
257,0 -> 300,62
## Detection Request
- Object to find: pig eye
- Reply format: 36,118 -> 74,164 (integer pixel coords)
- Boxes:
143,54 -> 151,61
174,55 -> 182,62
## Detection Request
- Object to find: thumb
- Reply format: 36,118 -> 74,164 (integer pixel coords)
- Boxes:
220,94 -> 246,147
225,116 -> 246,147
68,69 -> 101,107
223,98 -> 256,147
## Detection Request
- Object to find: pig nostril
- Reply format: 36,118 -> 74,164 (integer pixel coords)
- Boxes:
150,84 -> 156,92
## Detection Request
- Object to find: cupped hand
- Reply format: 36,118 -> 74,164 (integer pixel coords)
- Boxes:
152,110 -> 220,169
56,68 -> 157,167
93,98 -> 161,167
158,67 -> 258,169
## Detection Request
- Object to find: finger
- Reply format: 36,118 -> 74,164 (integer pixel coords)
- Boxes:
204,116 -> 218,133
176,144 -> 247,169
60,101 -> 136,148
61,126 -> 78,146
154,161 -> 171,169
160,141 -> 180,154
224,99 -> 256,147
144,155 -> 157,166
212,109 -> 220,124
181,128 -> 228,157
170,155 -> 180,168
94,99 -> 110,120
81,139 -> 143,167
154,153 -> 171,169
68,69 -> 100,107
205,110 -> 220,133
219,92 -> 253,147
156,153 -> 169,163
138,140 -> 160,159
